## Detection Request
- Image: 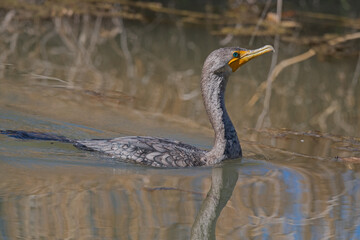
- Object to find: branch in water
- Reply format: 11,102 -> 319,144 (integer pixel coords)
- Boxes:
246,32 -> 360,109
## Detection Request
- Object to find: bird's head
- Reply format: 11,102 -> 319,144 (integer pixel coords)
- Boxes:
203,45 -> 274,75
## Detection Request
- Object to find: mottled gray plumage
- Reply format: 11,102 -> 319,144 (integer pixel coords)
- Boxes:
75,47 -> 245,167
75,136 -> 206,167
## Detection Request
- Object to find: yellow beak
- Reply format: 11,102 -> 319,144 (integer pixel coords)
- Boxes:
228,45 -> 274,72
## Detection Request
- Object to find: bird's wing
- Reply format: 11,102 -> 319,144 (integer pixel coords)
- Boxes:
75,136 -> 206,167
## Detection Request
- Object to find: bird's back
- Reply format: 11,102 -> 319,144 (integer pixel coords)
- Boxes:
75,136 -> 207,167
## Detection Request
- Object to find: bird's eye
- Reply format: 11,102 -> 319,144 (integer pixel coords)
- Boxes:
233,52 -> 239,58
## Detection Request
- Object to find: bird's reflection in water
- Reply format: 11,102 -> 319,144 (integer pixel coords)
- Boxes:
191,164 -> 238,240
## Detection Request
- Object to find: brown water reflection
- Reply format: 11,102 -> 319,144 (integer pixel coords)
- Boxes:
0,154 -> 359,239
0,14 -> 359,137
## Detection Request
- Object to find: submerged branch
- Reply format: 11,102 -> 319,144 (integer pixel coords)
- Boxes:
247,32 -> 360,108
254,0 -> 282,130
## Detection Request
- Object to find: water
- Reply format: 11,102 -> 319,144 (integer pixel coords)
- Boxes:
1,4 -> 360,239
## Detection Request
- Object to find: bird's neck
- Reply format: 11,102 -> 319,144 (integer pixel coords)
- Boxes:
201,71 -> 242,164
